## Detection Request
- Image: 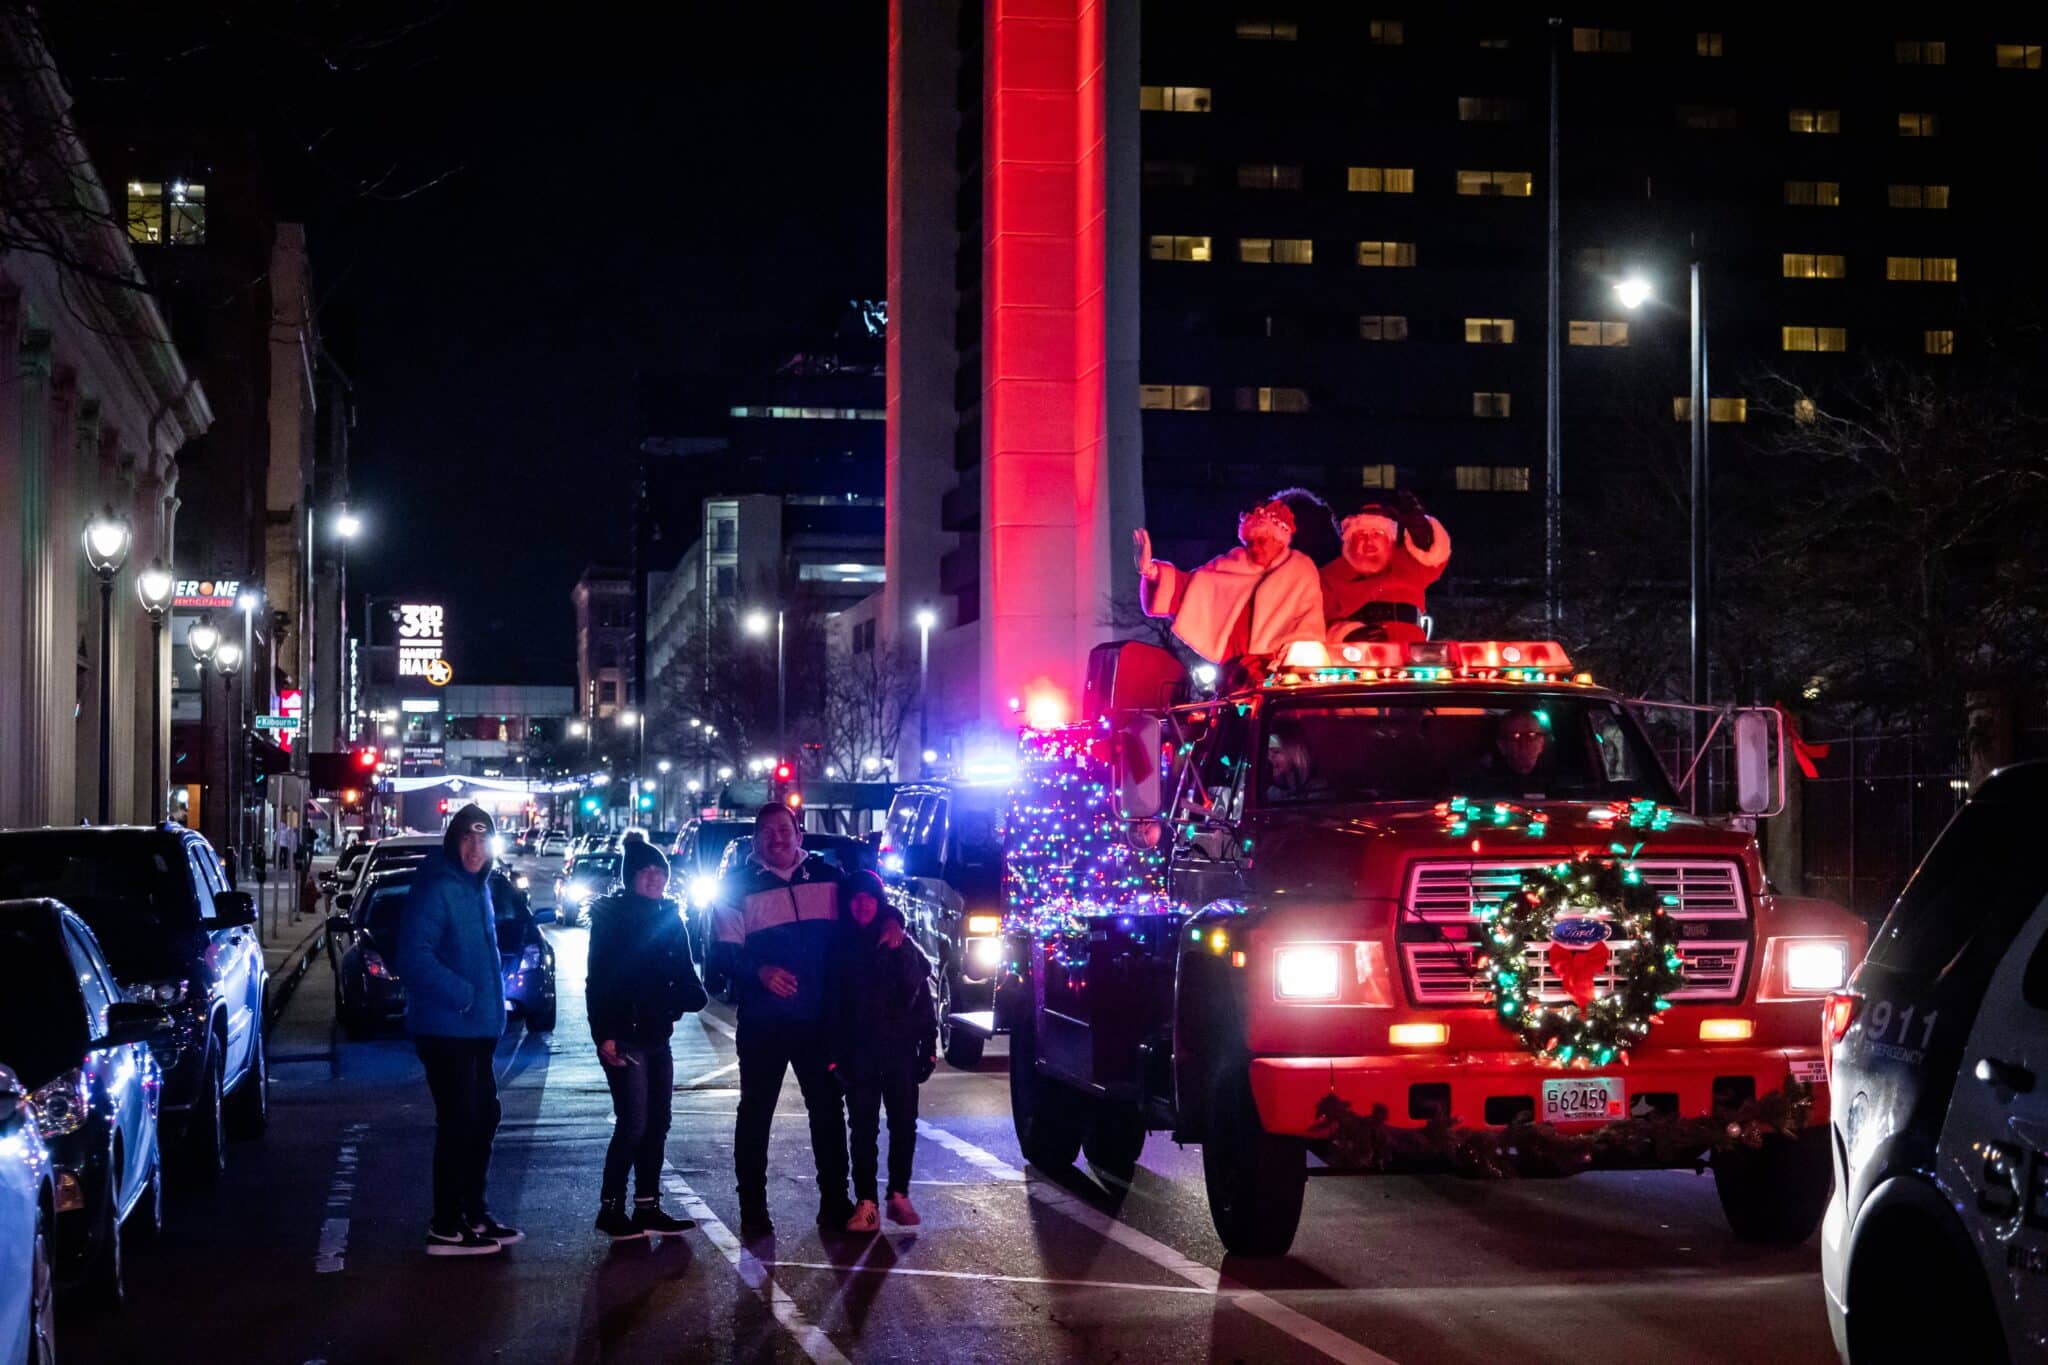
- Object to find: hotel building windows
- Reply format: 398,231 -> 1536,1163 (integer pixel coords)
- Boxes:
1236,386 -> 1310,413
1788,108 -> 1841,133
1924,329 -> 1956,355
1784,180 -> 1841,206
1236,19 -> 1297,40
1888,184 -> 1951,208
1782,253 -> 1847,279
1139,385 -> 1211,411
1148,234 -> 1213,262
1456,169 -> 1534,197
1140,86 -> 1212,112
1572,27 -> 1631,54
1237,163 -> 1304,190
1568,320 -> 1630,346
1781,326 -> 1848,352
1464,318 -> 1516,344
1367,19 -> 1403,45
1457,96 -> 1526,123
1357,240 -> 1417,268
1359,314 -> 1409,341
1347,166 -> 1414,193
1471,392 -> 1512,419
1456,466 -> 1531,491
1239,237 -> 1313,264
1886,256 -> 1958,281
1673,397 -> 1750,422
125,179 -> 207,246
1894,39 -> 1947,65
1995,44 -> 2043,68
1897,111 -> 1939,137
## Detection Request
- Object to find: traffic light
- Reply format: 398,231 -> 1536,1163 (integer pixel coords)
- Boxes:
582,797 -> 600,814
355,747 -> 379,772
637,793 -> 654,811
774,763 -> 793,784
771,761 -> 801,813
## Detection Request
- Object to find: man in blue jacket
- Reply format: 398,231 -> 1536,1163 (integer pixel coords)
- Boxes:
399,804 -> 522,1256
710,802 -> 849,1239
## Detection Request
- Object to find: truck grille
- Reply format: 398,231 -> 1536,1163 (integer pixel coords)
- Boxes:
1401,858 -> 1750,1005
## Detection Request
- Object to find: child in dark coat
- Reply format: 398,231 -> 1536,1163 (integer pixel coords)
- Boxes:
827,870 -> 939,1232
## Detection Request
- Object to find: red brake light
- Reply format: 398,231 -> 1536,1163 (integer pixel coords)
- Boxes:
1823,991 -> 1861,1046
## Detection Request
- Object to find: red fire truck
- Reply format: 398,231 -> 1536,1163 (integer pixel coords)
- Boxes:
987,637 -> 1864,1256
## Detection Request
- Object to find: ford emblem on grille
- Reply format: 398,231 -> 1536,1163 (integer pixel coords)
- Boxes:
1549,915 -> 1611,948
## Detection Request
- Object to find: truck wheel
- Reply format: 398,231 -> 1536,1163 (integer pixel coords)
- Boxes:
1202,1067 -> 1306,1257
1083,1103 -> 1148,1180
1712,1127 -> 1832,1245
939,972 -> 985,1069
1009,1025 -> 1086,1170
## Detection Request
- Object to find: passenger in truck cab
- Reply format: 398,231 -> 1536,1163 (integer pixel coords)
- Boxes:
1262,719 -> 1330,803
1465,709 -> 1556,792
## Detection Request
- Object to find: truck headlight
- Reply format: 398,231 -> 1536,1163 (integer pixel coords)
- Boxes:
1275,945 -> 1342,1002
967,936 -> 1004,974
1783,939 -> 1849,993
965,913 -> 1002,936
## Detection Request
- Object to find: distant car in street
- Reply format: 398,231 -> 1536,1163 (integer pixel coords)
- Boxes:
554,850 -> 621,929
337,833 -> 440,912
329,869 -> 415,1038
0,1061 -> 55,1360
0,826 -> 268,1176
537,831 -> 569,858
1822,761 -> 2048,1363
879,780 -> 1008,1067
492,867 -> 556,1033
0,900 -> 168,1303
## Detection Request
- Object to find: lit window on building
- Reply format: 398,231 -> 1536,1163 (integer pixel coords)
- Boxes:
1140,85 -> 1213,112
1996,43 -> 2043,68
1457,96 -> 1527,122
1359,314 -> 1409,341
1237,163 -> 1304,190
1888,183 -> 1952,208
1347,166 -> 1414,193
1672,397 -> 1750,422
1567,320 -> 1630,346
1572,27 -> 1631,53
1148,234 -> 1213,262
125,179 -> 206,246
1236,19 -> 1298,40
1357,240 -> 1417,267
1897,111 -> 1939,136
1143,160 -> 1206,188
1471,392 -> 1512,419
1368,19 -> 1403,45
1780,326 -> 1847,352
1361,464 -> 1397,488
1677,105 -> 1738,129
1925,328 -> 1956,354
1784,180 -> 1842,207
1239,237 -> 1312,264
1464,317 -> 1516,344
1788,108 -> 1841,133
1478,34 -> 1511,48
1236,386 -> 1310,413
1697,31 -> 1724,57
1895,39 -> 1947,65
1782,253 -> 1847,279
728,405 -> 885,420
1886,256 -> 1959,281
1456,465 -> 1531,492
1456,169 -> 1534,196
1139,384 -> 1212,411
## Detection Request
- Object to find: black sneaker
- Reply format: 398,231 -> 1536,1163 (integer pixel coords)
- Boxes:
738,1205 -> 775,1240
470,1214 -> 524,1246
633,1199 -> 696,1235
595,1201 -> 645,1241
815,1199 -> 855,1230
426,1222 -> 502,1257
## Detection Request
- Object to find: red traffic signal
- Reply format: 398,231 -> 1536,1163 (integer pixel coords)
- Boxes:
354,747 -> 379,770
774,763 -> 793,783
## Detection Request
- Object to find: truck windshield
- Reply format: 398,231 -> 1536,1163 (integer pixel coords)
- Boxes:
1258,692 -> 1675,806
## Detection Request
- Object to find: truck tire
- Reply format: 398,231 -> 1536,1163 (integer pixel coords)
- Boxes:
939,971 -> 985,1069
1712,1127 -> 1832,1245
1202,1067 -> 1306,1257
1009,1024 -> 1086,1170
1083,1103 -> 1148,1180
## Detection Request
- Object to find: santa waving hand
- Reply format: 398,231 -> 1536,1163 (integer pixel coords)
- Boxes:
1321,491 -> 1451,645
1135,497 -> 1325,667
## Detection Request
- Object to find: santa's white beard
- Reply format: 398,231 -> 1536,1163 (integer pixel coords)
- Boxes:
1344,535 -> 1392,575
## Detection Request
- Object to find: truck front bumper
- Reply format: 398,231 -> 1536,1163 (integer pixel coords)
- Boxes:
1249,1045 -> 1830,1145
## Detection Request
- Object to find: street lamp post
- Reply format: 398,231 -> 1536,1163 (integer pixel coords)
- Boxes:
213,639 -> 245,871
657,758 -> 672,828
188,619 -> 219,838
83,509 -> 132,824
334,510 -> 360,744
137,561 -> 174,822
744,608 -> 785,763
914,607 -> 936,775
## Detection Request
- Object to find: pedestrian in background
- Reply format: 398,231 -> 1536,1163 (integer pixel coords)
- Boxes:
827,870 -> 937,1232
587,837 -> 706,1240
399,803 -> 522,1257
710,802 -> 849,1239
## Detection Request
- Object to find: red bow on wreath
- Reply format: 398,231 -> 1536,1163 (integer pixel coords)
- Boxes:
1546,939 -> 1611,1008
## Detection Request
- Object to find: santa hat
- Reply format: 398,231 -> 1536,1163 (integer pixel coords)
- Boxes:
1339,503 -> 1401,544
1237,499 -> 1297,545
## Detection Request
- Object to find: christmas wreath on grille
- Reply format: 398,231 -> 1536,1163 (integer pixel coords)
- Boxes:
1473,854 -> 1684,1067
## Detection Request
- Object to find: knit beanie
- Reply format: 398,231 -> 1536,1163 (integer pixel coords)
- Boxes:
623,836 -> 669,889
845,869 -> 887,908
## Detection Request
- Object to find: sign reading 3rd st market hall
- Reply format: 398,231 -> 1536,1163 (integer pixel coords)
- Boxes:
396,602 -> 451,682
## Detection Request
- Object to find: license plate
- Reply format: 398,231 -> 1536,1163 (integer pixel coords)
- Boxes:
1541,1076 -> 1626,1123
1789,1058 -> 1827,1085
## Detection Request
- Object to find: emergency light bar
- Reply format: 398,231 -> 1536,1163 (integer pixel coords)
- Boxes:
1268,640 -> 1586,687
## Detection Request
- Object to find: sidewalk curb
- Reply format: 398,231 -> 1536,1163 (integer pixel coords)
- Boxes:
263,918 -> 328,1034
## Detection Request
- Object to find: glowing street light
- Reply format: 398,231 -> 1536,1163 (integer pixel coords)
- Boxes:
137,560 -> 175,820
82,508 -> 132,824
335,508 -> 363,539
187,619 -> 220,663
1612,275 -> 1654,311
657,759 -> 672,774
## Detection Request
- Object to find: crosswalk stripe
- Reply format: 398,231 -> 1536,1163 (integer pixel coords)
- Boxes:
660,1163 -> 851,1365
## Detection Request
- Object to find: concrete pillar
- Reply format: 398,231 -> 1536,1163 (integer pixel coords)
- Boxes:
17,327 -> 55,824
0,290 -> 22,828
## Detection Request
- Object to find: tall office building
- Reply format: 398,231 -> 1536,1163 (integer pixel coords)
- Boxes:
887,3 -> 2045,751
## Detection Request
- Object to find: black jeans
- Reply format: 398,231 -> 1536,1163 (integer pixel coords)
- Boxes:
734,1015 -> 847,1212
845,1061 -> 919,1202
600,1043 -> 674,1203
415,1036 -> 500,1227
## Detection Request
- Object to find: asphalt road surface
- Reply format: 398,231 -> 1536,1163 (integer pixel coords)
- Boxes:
67,855 -> 1841,1364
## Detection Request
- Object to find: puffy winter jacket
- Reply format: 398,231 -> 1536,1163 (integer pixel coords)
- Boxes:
709,854 -> 842,1022
825,912 -> 938,1083
397,851 -> 506,1039
587,890 -> 706,1046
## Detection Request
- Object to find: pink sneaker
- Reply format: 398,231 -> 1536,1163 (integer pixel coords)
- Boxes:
885,1192 -> 921,1226
845,1200 -> 880,1233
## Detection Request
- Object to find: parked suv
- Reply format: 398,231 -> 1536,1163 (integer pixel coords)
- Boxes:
1822,761 -> 2048,1363
881,780 -> 1007,1068
0,826 -> 269,1178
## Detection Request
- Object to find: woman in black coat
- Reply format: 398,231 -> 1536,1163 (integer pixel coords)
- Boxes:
587,838 -> 707,1238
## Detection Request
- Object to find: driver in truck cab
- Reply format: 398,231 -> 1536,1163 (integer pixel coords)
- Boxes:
1464,708 -> 1557,793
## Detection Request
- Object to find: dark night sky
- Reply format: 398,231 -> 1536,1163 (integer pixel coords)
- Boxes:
319,5 -> 886,680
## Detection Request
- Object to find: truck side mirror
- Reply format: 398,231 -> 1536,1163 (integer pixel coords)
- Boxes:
1733,709 -> 1778,816
1114,716 -> 1164,819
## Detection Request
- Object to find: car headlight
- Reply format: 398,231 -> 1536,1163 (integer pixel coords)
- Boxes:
1274,945 -> 1342,1002
965,913 -> 1002,936
563,883 -> 589,904
514,874 -> 530,890
1783,938 -> 1849,993
130,980 -> 189,1006
690,875 -> 719,909
30,1071 -> 88,1137
967,936 -> 1005,974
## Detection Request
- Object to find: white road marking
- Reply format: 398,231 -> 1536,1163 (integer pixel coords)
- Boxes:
758,1260 -> 1216,1295
913,1119 -> 1401,1365
315,1122 -> 369,1273
697,1008 -> 738,1041
661,1163 -> 851,1365
681,1059 -> 740,1087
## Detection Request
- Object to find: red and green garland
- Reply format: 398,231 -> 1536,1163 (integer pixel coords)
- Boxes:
1473,853 -> 1684,1067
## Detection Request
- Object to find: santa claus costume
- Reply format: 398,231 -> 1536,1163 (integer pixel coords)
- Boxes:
1138,499 -> 1325,667
1320,492 -> 1451,645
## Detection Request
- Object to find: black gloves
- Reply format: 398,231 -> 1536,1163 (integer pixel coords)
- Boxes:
1392,489 -> 1433,552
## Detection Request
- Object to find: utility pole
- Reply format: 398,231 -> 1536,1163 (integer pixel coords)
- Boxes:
1544,15 -> 1564,635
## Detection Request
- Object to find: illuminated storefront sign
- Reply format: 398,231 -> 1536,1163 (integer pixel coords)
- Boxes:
173,576 -> 242,609
396,602 -> 452,681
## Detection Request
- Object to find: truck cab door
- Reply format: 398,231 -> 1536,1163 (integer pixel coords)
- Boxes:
1166,704 -> 1251,911
1939,892 -> 2048,1353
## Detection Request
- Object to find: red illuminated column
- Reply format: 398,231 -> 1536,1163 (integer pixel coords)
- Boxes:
981,0 -> 1110,728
